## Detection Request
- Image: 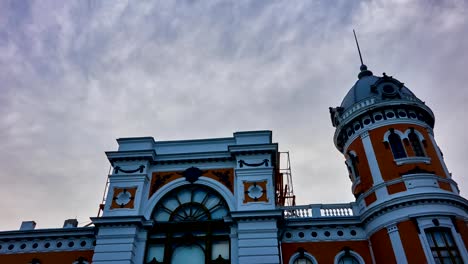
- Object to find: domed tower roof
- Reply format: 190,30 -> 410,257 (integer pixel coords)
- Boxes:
340,66 -> 420,109
330,65 -> 435,152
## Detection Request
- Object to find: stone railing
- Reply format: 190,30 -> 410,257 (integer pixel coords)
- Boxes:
283,203 -> 358,219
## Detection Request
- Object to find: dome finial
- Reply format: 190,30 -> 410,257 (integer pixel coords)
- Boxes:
353,29 -> 373,79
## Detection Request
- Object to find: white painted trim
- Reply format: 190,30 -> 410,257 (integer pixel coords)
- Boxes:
333,249 -> 365,264
288,252 -> 318,264
395,156 -> 431,166
143,177 -> 236,219
360,133 -> 384,185
383,129 -> 406,141
427,131 -> 451,179
386,224 -> 408,264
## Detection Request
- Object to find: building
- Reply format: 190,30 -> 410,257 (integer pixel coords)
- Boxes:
0,63 -> 467,264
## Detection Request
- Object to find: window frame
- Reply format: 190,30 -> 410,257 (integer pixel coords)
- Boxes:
333,249 -> 365,264
288,251 -> 317,264
424,227 -> 463,264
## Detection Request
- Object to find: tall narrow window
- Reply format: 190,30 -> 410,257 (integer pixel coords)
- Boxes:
389,131 -> 407,159
425,228 -> 463,264
346,152 -> 360,182
408,129 -> 425,157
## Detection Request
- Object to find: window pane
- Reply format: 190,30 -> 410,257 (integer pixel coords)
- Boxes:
389,133 -> 406,159
444,232 -> 455,247
171,245 -> 205,264
433,232 -> 446,247
426,232 -> 435,247
146,244 -> 164,263
211,240 -> 229,260
293,258 -> 312,264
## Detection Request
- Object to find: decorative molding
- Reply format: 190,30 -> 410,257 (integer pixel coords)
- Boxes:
149,168 -> 234,198
238,159 -> 269,168
182,166 -> 203,183
0,237 -> 95,254
243,181 -> 268,203
110,187 -> 137,209
114,165 -> 145,174
395,157 -> 431,166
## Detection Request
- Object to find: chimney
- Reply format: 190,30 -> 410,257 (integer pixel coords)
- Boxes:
19,221 -> 36,231
63,219 -> 78,228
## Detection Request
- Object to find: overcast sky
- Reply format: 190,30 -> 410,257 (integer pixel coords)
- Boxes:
0,0 -> 467,231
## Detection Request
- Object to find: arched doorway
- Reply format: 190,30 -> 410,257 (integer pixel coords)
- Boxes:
145,185 -> 230,264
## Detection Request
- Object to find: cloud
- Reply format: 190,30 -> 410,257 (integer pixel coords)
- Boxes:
0,0 -> 467,230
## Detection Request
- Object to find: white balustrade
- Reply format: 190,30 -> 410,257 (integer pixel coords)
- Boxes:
283,203 -> 357,219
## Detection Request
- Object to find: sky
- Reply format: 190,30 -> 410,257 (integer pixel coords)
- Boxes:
0,0 -> 467,231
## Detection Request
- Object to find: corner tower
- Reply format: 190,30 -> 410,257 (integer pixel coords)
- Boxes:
330,65 -> 468,263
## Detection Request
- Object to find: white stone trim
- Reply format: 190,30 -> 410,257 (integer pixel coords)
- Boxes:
426,131 -> 451,179
143,177 -> 236,219
360,133 -> 388,203
395,156 -> 431,166
386,224 -> 408,264
288,252 -> 318,264
383,129 -> 406,141
333,249 -> 365,264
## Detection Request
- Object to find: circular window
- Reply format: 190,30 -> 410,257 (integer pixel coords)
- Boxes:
286,232 -> 292,238
375,114 -> 383,121
382,84 -> 398,97
8,244 -> 14,250
44,242 -> 50,248
350,230 -> 357,236
363,119 -> 371,125
386,112 -> 395,118
354,124 -> 361,131
80,241 -> 87,247
337,230 -> 344,236
20,244 -> 26,249
324,231 -> 330,237
398,111 -> 407,117
57,242 -> 62,248
298,232 -> 304,238
32,243 -> 38,249
383,85 -> 396,94
311,231 -> 317,237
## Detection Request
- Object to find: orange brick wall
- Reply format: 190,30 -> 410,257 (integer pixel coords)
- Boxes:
347,138 -> 374,196
369,124 -> 447,181
370,228 -> 397,263
398,220 -> 426,263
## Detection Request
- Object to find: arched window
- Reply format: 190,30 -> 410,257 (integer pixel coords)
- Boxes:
289,248 -> 317,264
408,129 -> 425,157
334,248 -> 364,264
146,185 -> 230,264
425,227 -> 462,264
388,130 -> 407,159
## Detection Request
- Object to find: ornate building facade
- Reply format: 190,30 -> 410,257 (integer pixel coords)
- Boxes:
0,64 -> 467,264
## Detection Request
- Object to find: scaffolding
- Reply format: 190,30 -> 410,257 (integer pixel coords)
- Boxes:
276,151 -> 296,206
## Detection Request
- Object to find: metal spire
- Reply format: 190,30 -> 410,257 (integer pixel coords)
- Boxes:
353,29 -> 364,66
353,29 -> 372,79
